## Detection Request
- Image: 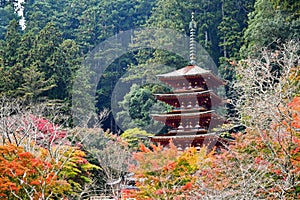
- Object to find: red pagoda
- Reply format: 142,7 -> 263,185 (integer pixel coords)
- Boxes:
150,13 -> 226,149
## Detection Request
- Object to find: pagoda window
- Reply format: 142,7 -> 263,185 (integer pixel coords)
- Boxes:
178,122 -> 184,130
178,145 -> 183,151
181,102 -> 185,108
185,123 -> 189,128
194,81 -> 198,88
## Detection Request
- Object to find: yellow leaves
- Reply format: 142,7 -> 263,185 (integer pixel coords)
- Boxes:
131,142 -> 216,199
0,143 -> 95,199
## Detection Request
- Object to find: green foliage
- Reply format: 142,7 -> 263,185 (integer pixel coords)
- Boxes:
0,20 -> 81,102
24,0 -> 156,52
117,83 -> 171,131
121,128 -> 153,150
241,0 -> 300,56
17,63 -> 56,101
0,1 -> 19,40
271,0 -> 300,18
217,0 -> 255,84
0,19 -> 21,67
128,87 -> 156,125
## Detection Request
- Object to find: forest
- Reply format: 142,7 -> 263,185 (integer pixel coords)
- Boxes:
0,0 -> 299,199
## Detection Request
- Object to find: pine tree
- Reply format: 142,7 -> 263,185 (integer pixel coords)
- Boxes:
17,62 -> 56,101
0,19 -> 21,67
0,0 -> 19,39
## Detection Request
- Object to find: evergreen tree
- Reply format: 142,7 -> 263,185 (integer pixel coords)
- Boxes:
17,62 -> 56,101
0,0 -> 19,39
240,0 -> 299,56
0,19 -> 21,67
218,0 -> 255,80
0,19 -> 23,96
271,0 -> 300,18
117,83 -> 170,131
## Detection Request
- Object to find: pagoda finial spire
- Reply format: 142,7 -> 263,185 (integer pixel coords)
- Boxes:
189,12 -> 197,65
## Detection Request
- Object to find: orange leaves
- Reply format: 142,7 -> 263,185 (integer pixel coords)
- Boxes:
288,96 -> 300,129
182,182 -> 193,190
0,143 -> 74,199
130,142 -> 215,199
281,96 -> 300,130
139,143 -> 151,153
203,96 -> 300,198
289,96 -> 300,111
254,156 -> 268,165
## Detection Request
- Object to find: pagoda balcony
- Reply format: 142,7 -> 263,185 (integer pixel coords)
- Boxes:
168,128 -> 208,135
169,106 -> 209,113
172,86 -> 207,93
151,110 -> 214,121
149,134 -> 228,150
154,90 -> 224,108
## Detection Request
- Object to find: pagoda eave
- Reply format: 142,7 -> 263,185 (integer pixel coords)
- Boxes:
154,90 -> 224,105
158,129 -> 208,136
158,73 -> 225,85
149,134 -> 232,145
151,111 -> 213,121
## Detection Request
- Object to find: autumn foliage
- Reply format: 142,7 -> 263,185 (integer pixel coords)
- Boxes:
128,96 -> 299,199
0,103 -> 98,199
0,142 -> 97,199
130,142 -> 215,199
0,144 -> 70,199
202,96 -> 300,199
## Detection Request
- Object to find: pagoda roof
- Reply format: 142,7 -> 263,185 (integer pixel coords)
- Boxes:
157,65 -> 210,78
156,65 -> 225,86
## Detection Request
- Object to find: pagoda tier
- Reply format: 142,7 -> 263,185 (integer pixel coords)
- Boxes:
157,65 -> 224,92
151,111 -> 225,129
154,90 -> 224,109
149,133 -> 228,150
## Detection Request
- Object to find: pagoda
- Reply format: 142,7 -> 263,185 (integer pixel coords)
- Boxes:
150,13 -> 226,149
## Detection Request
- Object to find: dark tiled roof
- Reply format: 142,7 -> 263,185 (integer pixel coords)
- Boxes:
157,65 -> 210,77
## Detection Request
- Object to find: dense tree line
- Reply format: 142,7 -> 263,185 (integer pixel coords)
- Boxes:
0,0 -> 299,130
